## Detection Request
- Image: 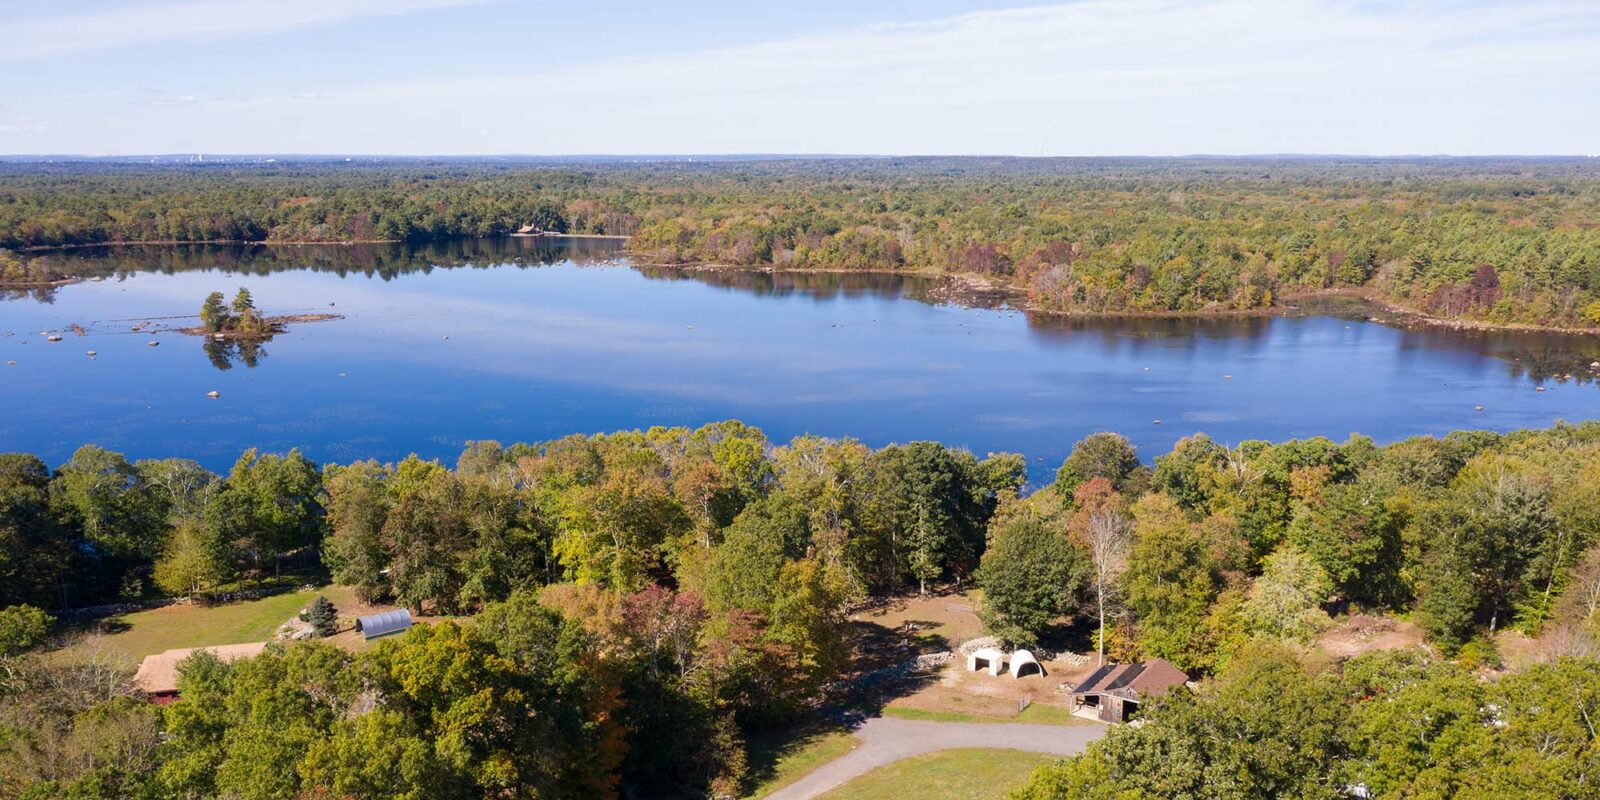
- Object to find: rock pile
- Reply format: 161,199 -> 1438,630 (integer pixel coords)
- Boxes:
275,615 -> 317,642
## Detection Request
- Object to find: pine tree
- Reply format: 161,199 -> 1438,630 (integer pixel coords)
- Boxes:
199,291 -> 231,332
307,594 -> 338,637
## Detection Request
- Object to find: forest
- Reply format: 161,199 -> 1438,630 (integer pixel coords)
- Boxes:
3,419 -> 1600,798
3,157 -> 1600,328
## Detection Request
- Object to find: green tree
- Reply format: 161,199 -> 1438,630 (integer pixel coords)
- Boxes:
1151,433 -> 1227,511
705,496 -> 806,613
153,517 -> 230,599
199,291 -> 231,332
135,458 -> 217,520
299,709 -> 461,800
49,445 -> 168,563
49,445 -> 169,602
306,595 -> 338,637
1012,642 -> 1348,800
0,604 -> 53,656
1123,494 -> 1222,670
0,454 -> 67,609
203,448 -> 324,580
976,509 -> 1088,646
1055,433 -> 1144,498
1241,545 -> 1332,641
381,469 -> 471,614
322,460 -> 394,602
1342,650 -> 1490,799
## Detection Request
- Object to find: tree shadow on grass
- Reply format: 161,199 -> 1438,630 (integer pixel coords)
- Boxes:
741,717 -> 856,798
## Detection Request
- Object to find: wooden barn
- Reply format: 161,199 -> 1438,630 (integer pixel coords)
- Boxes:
1068,658 -> 1189,723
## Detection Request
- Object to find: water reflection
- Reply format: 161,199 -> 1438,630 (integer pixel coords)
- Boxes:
202,337 -> 268,370
8,236 -> 626,300
9,238 -> 1600,386
3,238 -> 1598,474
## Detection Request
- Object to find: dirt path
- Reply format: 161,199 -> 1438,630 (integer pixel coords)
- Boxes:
763,716 -> 1105,800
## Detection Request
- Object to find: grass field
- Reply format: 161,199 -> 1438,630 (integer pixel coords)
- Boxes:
881,703 -> 1085,726
744,725 -> 861,798
62,584 -> 361,665
816,748 -> 1059,800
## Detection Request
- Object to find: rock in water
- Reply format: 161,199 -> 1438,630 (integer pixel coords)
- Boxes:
207,390 -> 220,399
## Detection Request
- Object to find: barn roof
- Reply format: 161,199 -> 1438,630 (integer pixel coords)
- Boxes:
134,641 -> 270,696
1070,658 -> 1188,701
355,608 -> 413,639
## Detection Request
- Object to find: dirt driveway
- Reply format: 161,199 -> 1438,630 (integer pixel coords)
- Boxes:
763,716 -> 1106,800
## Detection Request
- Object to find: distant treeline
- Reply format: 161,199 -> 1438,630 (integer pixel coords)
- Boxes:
3,157 -> 1600,327
5,419 -> 1600,797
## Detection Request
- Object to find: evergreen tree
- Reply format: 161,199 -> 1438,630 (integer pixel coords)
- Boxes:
199,291 -> 231,332
307,594 -> 338,637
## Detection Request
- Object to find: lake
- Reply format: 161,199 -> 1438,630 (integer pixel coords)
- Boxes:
3,238 -> 1597,480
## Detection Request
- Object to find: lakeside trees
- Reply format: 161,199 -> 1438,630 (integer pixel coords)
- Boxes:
6,420 -> 1600,654
5,419 -> 1600,796
1012,645 -> 1600,800
4,157 -> 1600,327
198,288 -> 272,335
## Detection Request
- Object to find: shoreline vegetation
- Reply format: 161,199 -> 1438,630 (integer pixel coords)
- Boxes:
175,312 -> 343,338
12,231 -> 633,252
634,261 -> 1600,337
4,419 -> 1600,797
7,238 -> 1600,338
187,287 -> 343,339
5,157 -> 1598,334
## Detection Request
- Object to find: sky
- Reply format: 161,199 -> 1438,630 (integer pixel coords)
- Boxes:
1,0 -> 1597,156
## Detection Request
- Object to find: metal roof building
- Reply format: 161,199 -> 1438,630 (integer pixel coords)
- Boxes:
355,608 -> 413,640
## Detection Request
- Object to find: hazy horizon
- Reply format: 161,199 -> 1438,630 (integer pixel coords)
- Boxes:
2,0 -> 1597,157
4,152 -> 1598,161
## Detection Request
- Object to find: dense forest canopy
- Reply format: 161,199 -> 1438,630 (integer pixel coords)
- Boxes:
4,419 -> 1600,797
4,157 -> 1600,327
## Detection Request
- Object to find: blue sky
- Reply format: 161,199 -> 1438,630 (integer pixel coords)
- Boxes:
1,0 -> 1597,155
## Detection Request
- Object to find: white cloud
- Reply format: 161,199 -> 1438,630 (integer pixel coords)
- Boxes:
0,0 -> 501,60
8,0 -> 1600,154
0,117 -> 44,134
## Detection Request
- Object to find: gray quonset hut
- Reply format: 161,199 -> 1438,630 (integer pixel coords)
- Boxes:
355,608 -> 413,640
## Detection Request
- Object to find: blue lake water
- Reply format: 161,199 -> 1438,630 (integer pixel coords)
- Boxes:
2,238 -> 1597,479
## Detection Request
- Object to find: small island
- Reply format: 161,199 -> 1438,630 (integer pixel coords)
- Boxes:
182,288 -> 340,338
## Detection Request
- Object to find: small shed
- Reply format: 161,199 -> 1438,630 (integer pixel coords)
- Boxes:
967,647 -> 1006,675
1069,658 -> 1189,723
355,608 -> 413,640
1008,649 -> 1044,679
134,641 -> 270,704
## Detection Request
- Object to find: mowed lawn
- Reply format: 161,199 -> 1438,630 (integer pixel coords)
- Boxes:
64,584 -> 362,665
817,748 -> 1059,800
745,726 -> 861,798
881,703 -> 1086,726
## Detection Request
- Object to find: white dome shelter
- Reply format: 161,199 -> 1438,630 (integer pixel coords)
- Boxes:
1009,649 -> 1044,678
968,647 -> 1006,675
